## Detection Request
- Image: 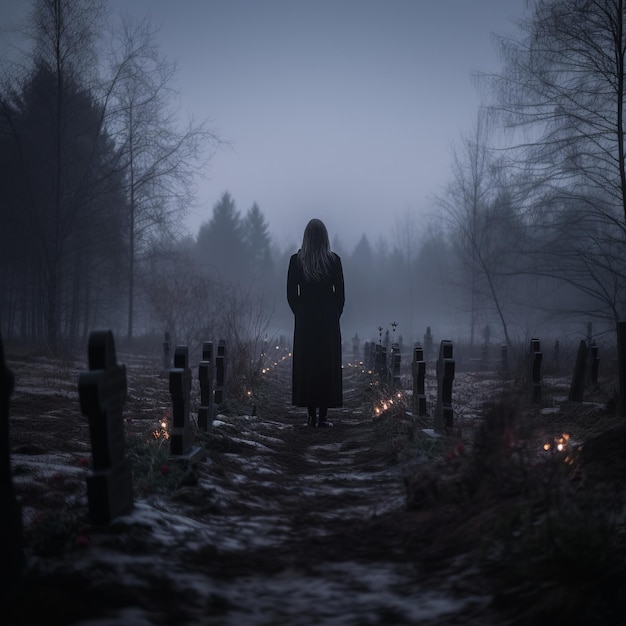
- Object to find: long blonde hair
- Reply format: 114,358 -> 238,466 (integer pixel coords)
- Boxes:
298,218 -> 334,281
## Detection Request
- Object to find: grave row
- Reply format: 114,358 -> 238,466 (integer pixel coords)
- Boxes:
1,327 -> 229,599
407,336 -> 603,435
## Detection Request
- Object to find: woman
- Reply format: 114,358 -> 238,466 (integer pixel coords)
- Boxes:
287,219 -> 345,426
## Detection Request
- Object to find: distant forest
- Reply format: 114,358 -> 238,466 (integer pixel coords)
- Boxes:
1,0 -> 625,360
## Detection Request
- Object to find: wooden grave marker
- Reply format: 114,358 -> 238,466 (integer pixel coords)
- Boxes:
412,343 -> 427,417
530,338 -> 543,403
568,339 -> 588,402
434,340 -> 455,434
0,332 -> 24,593
79,330 -> 133,525
215,340 -> 226,405
197,341 -> 214,431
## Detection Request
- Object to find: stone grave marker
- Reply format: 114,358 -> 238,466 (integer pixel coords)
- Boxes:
434,340 -> 455,433
412,343 -> 427,417
568,339 -> 588,402
529,338 -> 543,403
79,330 -> 133,525
197,341 -> 214,431
0,332 -> 24,592
215,339 -> 226,405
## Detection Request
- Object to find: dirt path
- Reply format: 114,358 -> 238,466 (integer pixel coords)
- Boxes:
6,354 -> 493,626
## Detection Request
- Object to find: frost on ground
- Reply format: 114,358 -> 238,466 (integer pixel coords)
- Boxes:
4,351 -> 626,625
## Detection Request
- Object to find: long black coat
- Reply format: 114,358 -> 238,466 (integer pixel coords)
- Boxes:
287,252 -> 344,408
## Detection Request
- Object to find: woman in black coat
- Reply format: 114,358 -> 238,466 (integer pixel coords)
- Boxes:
287,219 -> 345,427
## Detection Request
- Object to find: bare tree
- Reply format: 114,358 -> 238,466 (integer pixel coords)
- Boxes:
436,113 -> 527,349
105,14 -> 220,342
486,0 -> 626,330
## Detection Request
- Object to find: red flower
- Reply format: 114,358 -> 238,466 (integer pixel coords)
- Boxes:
75,534 -> 90,547
78,457 -> 90,468
160,464 -> 171,476
455,443 -> 465,456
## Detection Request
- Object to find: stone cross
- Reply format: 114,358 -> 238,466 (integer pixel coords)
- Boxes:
434,340 -> 454,433
197,341 -> 214,431
530,338 -> 543,403
169,345 -> 193,455
0,332 -> 24,592
215,339 -> 226,405
79,330 -> 133,524
412,343 -> 427,417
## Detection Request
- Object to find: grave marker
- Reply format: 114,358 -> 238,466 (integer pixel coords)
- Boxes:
197,341 -> 214,431
501,345 -> 510,379
215,339 -> 226,405
589,341 -> 600,386
412,344 -> 427,417
0,332 -> 24,592
169,345 -> 193,455
390,342 -> 401,387
160,331 -> 171,378
618,321 -> 626,416
434,340 -> 455,433
424,327 -> 434,361
79,330 -> 133,525
530,338 -> 543,403
568,339 -> 588,402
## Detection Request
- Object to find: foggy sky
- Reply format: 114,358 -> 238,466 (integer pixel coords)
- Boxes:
2,0 -> 527,250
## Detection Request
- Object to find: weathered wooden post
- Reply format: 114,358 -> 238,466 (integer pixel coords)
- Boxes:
0,332 -> 24,591
412,343 -> 427,417
197,341 -> 214,431
215,339 -> 226,405
79,330 -> 133,524
530,338 -> 543,403
434,340 -> 454,433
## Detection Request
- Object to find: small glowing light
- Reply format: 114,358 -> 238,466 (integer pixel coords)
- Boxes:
160,421 -> 167,429
557,443 -> 564,451
543,443 -> 551,451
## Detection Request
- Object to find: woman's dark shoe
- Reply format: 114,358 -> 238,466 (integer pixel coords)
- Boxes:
307,415 -> 317,426
317,417 -> 329,427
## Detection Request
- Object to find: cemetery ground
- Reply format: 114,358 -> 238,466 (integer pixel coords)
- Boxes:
4,344 -> 626,625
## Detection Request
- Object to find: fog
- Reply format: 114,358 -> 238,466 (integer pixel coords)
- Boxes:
0,0 -> 617,358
